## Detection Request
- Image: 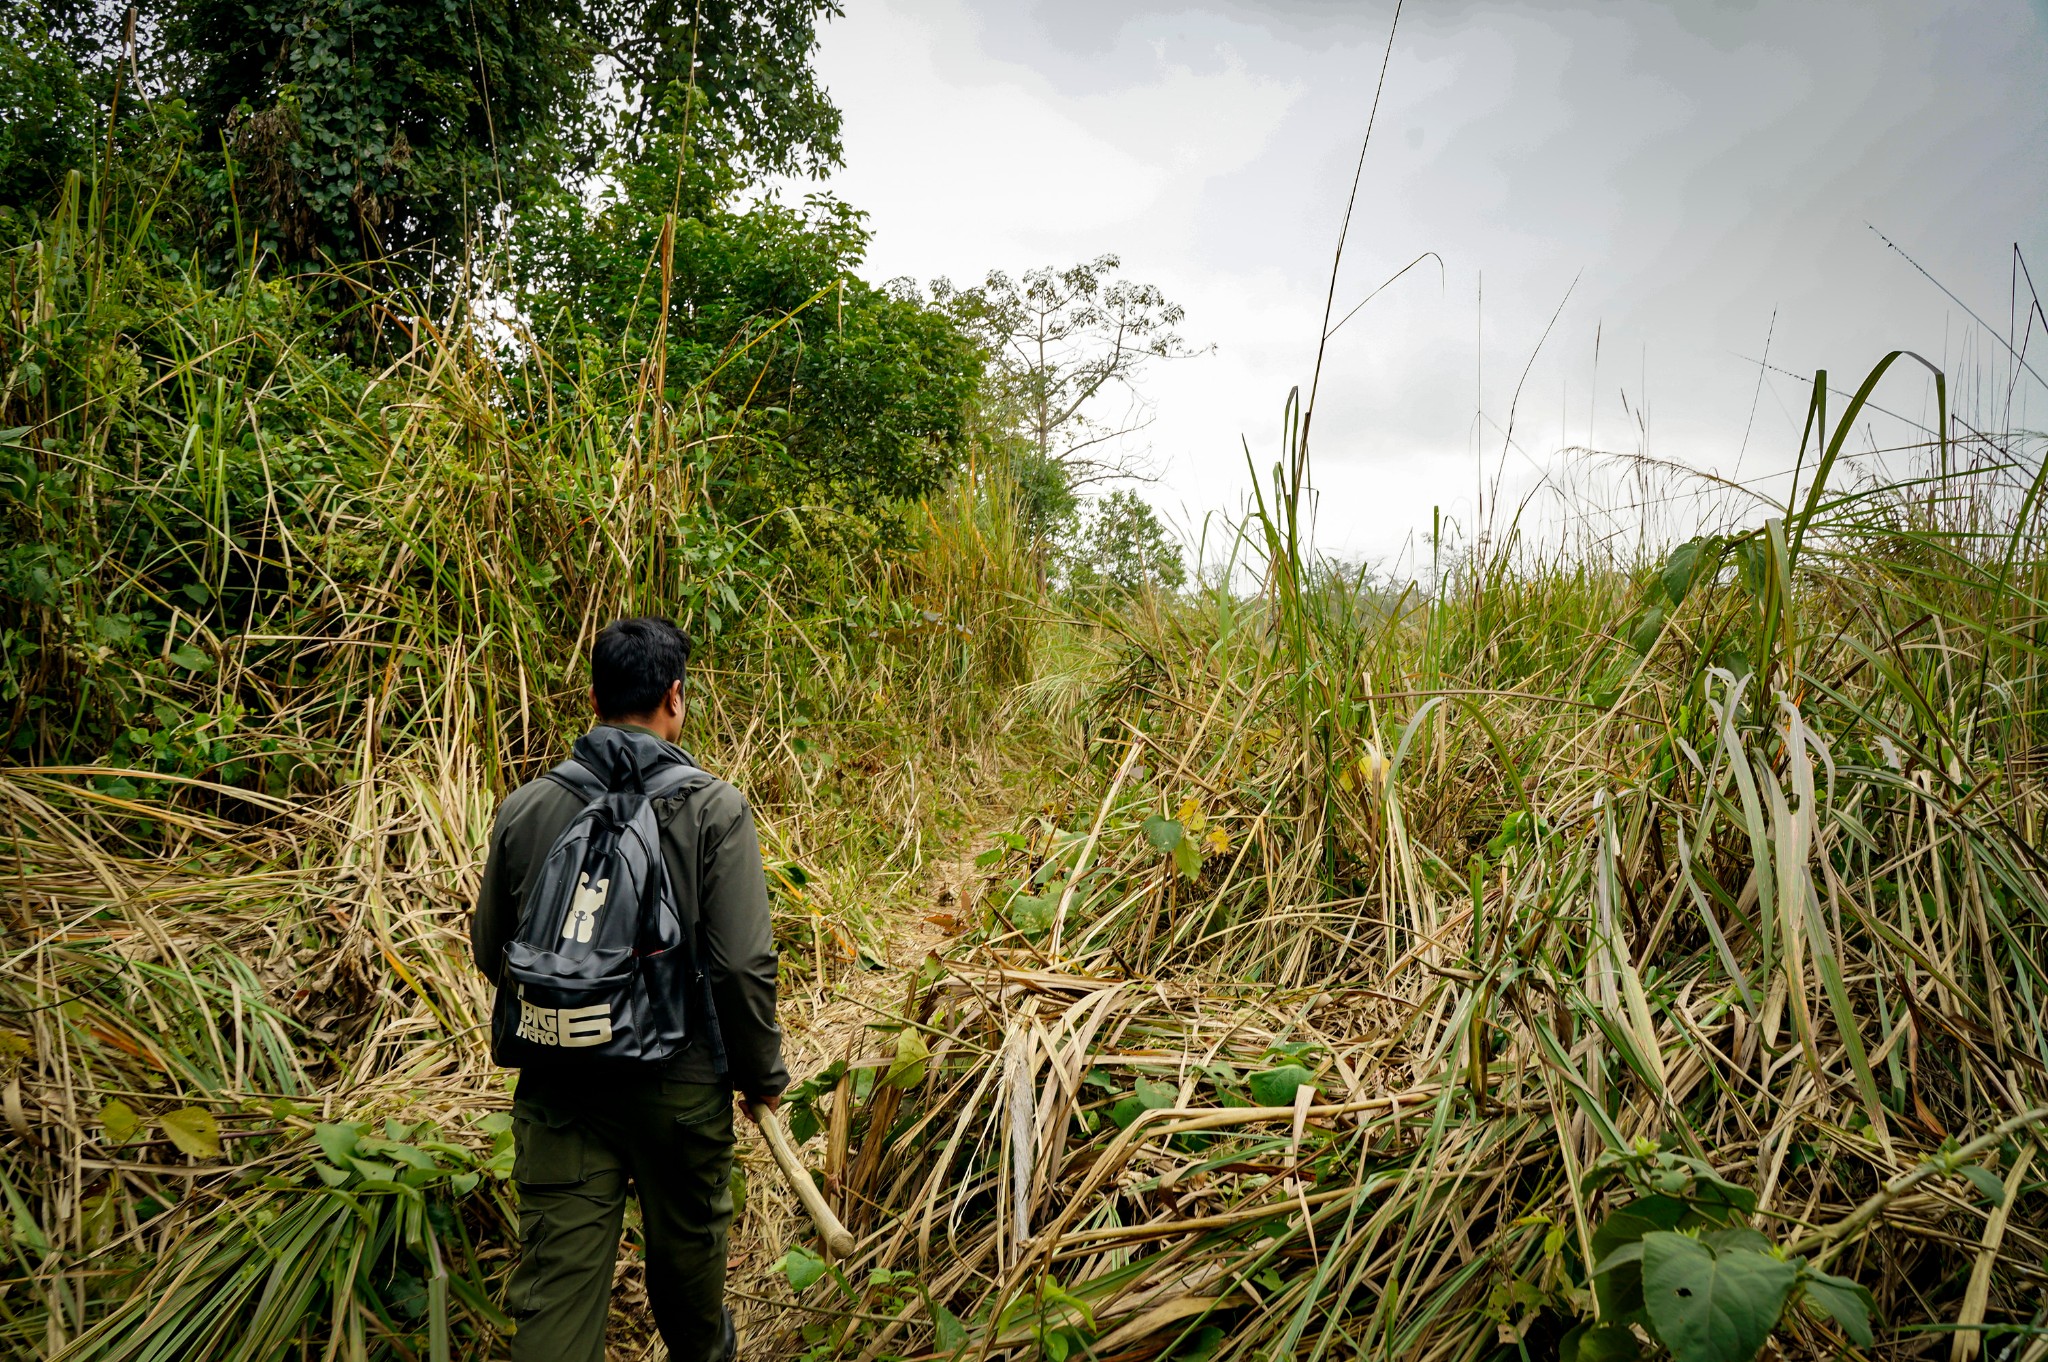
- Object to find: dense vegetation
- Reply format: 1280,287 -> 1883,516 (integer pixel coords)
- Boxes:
5,5 -> 2047,1362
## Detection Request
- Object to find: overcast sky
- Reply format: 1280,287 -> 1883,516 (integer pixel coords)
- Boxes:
794,0 -> 2048,568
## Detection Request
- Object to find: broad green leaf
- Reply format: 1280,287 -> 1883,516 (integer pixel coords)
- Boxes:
1590,1195 -> 1693,1252
1628,604 -> 1667,655
1732,537 -> 1767,594
1662,539 -> 1713,605
1687,1168 -> 1760,1221
1641,1232 -> 1796,1362
1109,1077 -> 1177,1128
160,1106 -> 221,1159
167,643 -> 214,673
1561,1321 -> 1642,1362
790,1060 -> 847,1102
1009,894 -> 1053,936
1591,1197 -> 1690,1322
1133,1076 -> 1176,1106
729,1164 -> 748,1219
884,1030 -> 930,1089
1700,1227 -> 1771,1254
1142,815 -> 1184,851
1960,1163 -> 2006,1206
1247,1065 -> 1313,1107
450,1171 -> 480,1196
99,1099 -> 139,1145
315,1121 -> 365,1164
931,1300 -> 966,1353
473,1111 -> 513,1136
1171,838 -> 1203,879
357,1136 -> 438,1170
1592,1239 -> 1645,1275
779,1246 -> 827,1293
786,1102 -> 820,1145
1488,811 -> 1528,855
1797,1268 -> 1875,1347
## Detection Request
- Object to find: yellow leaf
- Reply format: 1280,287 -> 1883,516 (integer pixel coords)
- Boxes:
1204,826 -> 1231,855
99,1099 -> 139,1144
1176,797 -> 1206,833
160,1106 -> 221,1160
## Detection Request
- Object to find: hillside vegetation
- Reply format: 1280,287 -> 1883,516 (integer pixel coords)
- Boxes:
6,7 -> 2048,1362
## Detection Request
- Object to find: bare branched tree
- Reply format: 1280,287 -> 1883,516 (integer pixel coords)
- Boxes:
932,254 -> 1204,490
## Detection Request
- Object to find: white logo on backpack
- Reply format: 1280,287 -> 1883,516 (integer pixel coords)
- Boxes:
516,996 -> 613,1048
561,872 -> 610,943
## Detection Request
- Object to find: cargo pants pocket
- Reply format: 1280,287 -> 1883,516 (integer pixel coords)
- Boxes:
506,1099 -> 627,1351
511,1098 -> 589,1187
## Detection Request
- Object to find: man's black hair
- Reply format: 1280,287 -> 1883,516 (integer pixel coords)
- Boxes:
590,617 -> 692,719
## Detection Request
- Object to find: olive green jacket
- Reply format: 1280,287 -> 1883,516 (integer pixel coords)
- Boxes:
472,725 -> 788,1097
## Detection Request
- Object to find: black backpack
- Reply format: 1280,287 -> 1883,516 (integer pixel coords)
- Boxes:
488,754 -> 720,1067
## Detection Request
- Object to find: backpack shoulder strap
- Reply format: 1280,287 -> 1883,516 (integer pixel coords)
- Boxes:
640,762 -> 707,802
644,765 -> 728,1080
542,759 -> 607,803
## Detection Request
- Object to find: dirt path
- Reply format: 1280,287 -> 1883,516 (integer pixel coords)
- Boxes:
716,818 -> 1004,1356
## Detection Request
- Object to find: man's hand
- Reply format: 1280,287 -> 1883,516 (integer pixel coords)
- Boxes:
740,1093 -> 781,1125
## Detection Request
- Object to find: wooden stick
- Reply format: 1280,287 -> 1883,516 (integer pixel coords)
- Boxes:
750,1101 -> 857,1257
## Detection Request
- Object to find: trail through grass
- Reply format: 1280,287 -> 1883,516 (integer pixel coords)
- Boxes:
8,144 -> 2048,1362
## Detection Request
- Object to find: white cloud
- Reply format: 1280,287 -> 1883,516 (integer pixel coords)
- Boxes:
798,0 -> 2048,569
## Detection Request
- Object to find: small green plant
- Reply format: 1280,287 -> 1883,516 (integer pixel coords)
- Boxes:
994,1274 -> 1097,1361
772,1249 -> 929,1360
1568,1139 -> 1875,1362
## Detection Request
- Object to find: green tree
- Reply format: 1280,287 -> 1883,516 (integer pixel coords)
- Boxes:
517,175 -> 981,532
931,256 -> 1200,547
594,0 -> 844,182
1062,490 -> 1185,596
934,255 -> 1197,488
139,0 -> 843,270
0,2 -> 99,223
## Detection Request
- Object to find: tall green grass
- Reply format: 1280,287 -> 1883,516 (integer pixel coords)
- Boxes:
0,166 -> 1049,1358
10,138 -> 2048,1362
754,368 -> 2048,1361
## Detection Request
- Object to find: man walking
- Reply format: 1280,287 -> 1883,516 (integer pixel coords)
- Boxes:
474,617 -> 787,1361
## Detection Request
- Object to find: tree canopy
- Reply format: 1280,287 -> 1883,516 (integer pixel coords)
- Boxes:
65,0 -> 848,269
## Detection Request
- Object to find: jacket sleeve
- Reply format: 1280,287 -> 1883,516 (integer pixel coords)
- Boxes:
472,807 -> 516,986
698,791 -> 789,1097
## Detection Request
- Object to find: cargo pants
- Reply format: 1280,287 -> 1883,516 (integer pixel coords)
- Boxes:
505,1070 -> 736,1362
